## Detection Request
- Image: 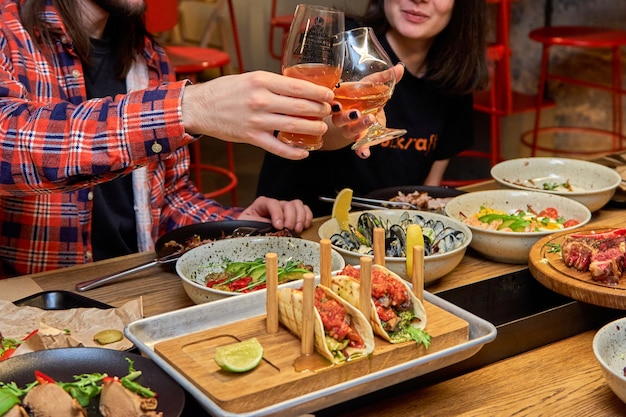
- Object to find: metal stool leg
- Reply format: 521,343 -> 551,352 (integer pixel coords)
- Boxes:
191,140 -> 238,206
611,45 -> 623,148
531,44 -> 551,157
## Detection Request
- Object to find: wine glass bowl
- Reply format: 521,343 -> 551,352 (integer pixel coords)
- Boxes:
277,4 -> 345,151
334,27 -> 406,149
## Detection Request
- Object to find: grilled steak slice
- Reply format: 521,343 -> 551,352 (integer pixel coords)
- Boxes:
589,247 -> 625,285
561,228 -> 626,285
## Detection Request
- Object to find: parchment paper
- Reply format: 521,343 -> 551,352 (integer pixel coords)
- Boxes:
0,298 -> 143,356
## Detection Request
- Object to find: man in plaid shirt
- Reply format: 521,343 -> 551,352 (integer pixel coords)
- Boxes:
0,0 -> 363,277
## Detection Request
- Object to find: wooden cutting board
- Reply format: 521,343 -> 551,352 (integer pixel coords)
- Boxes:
154,300 -> 468,414
529,226 -> 626,309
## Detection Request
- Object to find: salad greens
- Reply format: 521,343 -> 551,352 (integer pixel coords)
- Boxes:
0,357 -> 155,412
201,257 -> 313,293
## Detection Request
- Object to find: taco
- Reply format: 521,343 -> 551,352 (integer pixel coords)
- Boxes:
331,264 -> 431,347
277,284 -> 375,364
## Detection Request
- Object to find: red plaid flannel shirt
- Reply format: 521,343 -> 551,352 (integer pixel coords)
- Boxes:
0,0 -> 243,277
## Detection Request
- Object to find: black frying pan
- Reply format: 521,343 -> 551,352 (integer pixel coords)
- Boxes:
0,347 -> 185,417
75,220 -> 274,291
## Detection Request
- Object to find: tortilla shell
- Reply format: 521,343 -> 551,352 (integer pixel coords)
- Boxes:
277,284 -> 375,364
331,264 -> 427,343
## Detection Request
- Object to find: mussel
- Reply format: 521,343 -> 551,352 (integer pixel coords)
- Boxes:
329,211 -> 465,259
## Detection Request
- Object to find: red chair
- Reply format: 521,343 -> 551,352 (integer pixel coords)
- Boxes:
522,26 -> 626,157
144,0 -> 239,205
268,0 -> 293,60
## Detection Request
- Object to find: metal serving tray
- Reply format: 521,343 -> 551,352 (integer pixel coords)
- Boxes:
125,286 -> 496,417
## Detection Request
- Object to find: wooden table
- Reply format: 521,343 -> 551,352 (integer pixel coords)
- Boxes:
3,181 -> 626,416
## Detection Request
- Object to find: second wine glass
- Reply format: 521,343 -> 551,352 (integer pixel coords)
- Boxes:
277,4 -> 345,151
334,27 -> 406,149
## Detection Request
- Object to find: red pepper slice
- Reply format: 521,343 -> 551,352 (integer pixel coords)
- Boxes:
0,329 -> 39,362
23,329 -> 39,341
0,348 -> 16,362
34,370 -> 56,384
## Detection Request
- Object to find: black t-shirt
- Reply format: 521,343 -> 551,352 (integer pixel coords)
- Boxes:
256,32 -> 474,217
85,37 -> 138,261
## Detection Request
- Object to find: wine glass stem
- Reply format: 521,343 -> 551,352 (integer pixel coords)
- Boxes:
367,122 -> 386,136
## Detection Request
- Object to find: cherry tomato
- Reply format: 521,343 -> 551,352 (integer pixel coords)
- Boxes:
229,276 -> 252,292
563,219 -> 580,228
539,207 -> 559,219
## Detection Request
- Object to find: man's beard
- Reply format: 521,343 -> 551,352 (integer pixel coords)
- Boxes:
91,0 -> 146,18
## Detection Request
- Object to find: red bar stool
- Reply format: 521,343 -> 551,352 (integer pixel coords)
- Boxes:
144,0 -> 240,205
522,26 -> 626,158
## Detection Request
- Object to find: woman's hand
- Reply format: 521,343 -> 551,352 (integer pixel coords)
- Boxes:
182,71 -> 335,160
321,63 -> 405,154
237,196 -> 313,233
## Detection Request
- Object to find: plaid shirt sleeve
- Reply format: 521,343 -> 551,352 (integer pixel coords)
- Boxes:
0,13 -> 193,195
0,1 -> 245,276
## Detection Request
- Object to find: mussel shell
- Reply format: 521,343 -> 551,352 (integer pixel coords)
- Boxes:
432,227 -> 466,254
385,224 -> 407,257
330,230 -> 361,251
332,211 -> 466,259
357,212 -> 382,245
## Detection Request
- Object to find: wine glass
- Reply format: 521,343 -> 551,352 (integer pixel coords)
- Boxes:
333,27 -> 407,150
277,4 -> 345,151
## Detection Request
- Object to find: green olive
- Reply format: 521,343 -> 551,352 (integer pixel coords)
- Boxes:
93,329 -> 123,345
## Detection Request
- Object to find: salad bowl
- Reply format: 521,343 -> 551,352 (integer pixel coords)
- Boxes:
444,189 -> 591,264
176,236 -> 345,304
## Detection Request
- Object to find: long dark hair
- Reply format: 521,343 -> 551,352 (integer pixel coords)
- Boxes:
353,0 -> 489,94
20,0 -> 148,78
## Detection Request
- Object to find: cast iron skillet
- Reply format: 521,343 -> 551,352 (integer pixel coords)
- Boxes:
75,220 -> 275,292
0,347 -> 185,417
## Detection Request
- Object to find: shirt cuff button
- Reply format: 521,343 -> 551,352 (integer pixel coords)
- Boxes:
151,142 -> 163,153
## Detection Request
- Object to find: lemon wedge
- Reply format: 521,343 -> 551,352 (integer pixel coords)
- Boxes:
214,338 -> 264,373
332,188 -> 353,231
406,224 -> 425,277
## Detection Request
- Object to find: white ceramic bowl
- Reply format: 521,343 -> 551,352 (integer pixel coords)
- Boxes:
444,189 -> 592,264
176,236 -> 345,304
593,317 -> 626,404
491,157 -> 621,212
317,210 -> 472,285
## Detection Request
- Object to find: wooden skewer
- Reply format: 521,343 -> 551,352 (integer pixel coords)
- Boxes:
265,252 -> 279,334
373,227 -> 385,266
320,238 -> 332,288
359,256 -> 372,321
411,245 -> 424,303
301,272 -> 315,355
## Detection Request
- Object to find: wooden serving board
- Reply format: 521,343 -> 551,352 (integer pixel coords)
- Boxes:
154,300 -> 468,414
529,226 -> 626,309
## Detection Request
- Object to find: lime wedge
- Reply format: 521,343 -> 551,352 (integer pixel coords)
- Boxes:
332,188 -> 353,231
406,224 -> 425,276
214,338 -> 264,372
